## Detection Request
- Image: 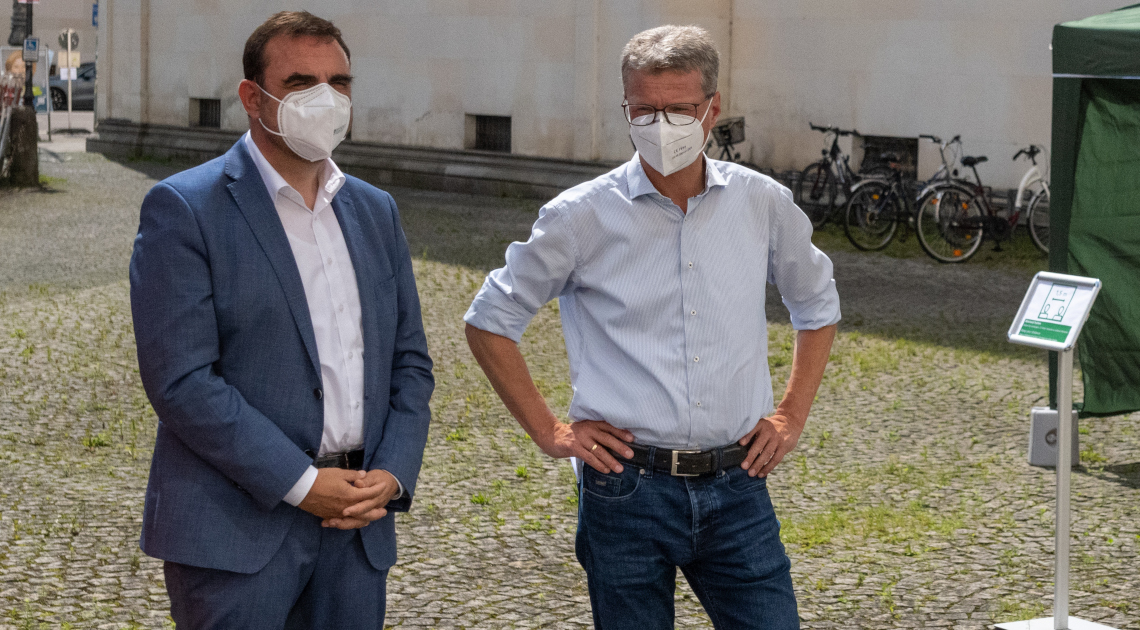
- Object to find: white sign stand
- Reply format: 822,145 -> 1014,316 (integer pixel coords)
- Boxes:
997,272 -> 1114,630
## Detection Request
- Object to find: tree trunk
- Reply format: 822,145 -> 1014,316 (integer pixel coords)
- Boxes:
6,106 -> 38,187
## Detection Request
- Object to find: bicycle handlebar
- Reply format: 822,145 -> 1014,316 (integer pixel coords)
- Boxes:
1012,145 -> 1042,164
808,122 -> 859,137
920,134 -> 962,146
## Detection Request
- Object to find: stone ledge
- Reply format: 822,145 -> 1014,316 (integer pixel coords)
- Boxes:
85,119 -> 620,200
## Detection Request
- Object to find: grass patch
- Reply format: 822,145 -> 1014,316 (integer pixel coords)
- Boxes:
781,499 -> 963,551
993,596 -> 1047,623
810,220 -> 1048,275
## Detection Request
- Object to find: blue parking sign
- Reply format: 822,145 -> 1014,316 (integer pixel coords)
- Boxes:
93,3 -> 98,27
22,37 -> 39,63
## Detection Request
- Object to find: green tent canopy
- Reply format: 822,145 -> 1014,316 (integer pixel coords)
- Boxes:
1051,5 -> 1140,417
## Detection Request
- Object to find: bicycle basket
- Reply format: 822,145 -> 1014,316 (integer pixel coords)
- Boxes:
711,117 -> 745,147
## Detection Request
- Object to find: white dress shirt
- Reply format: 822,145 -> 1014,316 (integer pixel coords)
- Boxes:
465,154 -> 841,450
242,132 -> 400,506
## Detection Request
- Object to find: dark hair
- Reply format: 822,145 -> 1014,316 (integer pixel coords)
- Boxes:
243,11 -> 351,86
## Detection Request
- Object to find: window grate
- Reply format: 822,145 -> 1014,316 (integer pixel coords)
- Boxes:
474,115 -> 511,153
190,98 -> 221,128
859,135 -> 918,179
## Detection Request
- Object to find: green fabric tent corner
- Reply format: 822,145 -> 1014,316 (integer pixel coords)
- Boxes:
1051,4 -> 1140,418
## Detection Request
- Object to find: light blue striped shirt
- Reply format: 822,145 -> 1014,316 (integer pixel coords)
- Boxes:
464,155 -> 841,450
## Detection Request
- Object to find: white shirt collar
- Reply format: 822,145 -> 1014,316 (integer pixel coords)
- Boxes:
626,152 -> 727,201
242,131 -> 346,211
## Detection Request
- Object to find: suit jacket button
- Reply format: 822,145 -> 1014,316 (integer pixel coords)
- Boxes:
314,388 -> 323,400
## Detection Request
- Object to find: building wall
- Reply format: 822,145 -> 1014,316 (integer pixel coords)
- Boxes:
731,0 -> 1124,188
98,0 -> 1124,188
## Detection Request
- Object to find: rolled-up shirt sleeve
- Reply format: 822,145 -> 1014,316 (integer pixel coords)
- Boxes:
464,204 -> 578,342
768,186 -> 842,330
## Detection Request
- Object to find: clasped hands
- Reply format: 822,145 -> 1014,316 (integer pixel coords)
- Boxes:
298,468 -> 399,530
533,414 -> 805,478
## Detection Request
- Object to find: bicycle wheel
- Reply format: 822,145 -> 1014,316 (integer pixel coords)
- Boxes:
844,180 -> 899,251
859,164 -> 896,180
1026,189 -> 1050,254
915,185 -> 984,263
795,162 -> 837,228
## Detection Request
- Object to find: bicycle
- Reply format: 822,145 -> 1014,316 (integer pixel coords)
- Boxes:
794,123 -> 874,228
1012,144 -> 1050,254
842,134 -> 962,251
914,152 -> 1035,263
707,117 -> 745,162
843,157 -> 912,250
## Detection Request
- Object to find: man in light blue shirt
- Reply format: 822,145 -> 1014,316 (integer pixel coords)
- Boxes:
465,25 -> 838,630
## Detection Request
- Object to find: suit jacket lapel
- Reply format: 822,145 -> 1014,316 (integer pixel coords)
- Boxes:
224,142 -> 322,377
333,189 -> 391,459
332,188 -> 378,402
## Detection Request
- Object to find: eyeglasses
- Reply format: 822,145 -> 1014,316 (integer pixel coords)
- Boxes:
622,96 -> 713,126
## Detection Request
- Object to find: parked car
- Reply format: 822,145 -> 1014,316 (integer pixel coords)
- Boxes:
49,61 -> 94,111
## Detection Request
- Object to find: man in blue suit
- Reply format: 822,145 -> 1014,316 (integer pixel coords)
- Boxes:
129,12 -> 433,628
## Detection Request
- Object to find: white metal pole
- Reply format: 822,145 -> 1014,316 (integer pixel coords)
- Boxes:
66,30 -> 73,130
44,47 -> 51,142
1054,347 -> 1073,630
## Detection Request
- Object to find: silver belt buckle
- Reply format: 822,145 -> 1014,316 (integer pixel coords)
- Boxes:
670,449 -> 702,476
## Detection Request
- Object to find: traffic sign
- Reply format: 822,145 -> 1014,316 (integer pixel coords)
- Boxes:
22,37 -> 39,63
16,0 -> 41,4
93,3 -> 99,28
59,29 -> 79,50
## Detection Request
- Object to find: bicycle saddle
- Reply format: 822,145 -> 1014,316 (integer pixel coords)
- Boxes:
961,155 -> 988,167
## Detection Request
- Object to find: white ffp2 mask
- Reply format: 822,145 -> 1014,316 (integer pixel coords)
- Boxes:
259,83 -> 351,162
628,104 -> 711,177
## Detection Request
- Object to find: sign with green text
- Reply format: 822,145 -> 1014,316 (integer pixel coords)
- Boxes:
1008,272 -> 1100,351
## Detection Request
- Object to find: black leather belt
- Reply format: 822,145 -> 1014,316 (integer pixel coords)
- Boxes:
306,448 -> 365,470
615,443 -> 748,477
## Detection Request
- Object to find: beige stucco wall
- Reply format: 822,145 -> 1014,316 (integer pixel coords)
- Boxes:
730,1 -> 1124,188
98,0 -> 1125,188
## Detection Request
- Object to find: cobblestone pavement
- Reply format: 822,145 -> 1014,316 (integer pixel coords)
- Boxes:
1,155 -> 1137,629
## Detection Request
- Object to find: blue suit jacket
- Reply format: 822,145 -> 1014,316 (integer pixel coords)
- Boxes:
129,140 -> 434,574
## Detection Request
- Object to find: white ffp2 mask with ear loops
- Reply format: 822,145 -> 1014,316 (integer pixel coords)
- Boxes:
628,104 -> 711,177
259,83 -> 351,162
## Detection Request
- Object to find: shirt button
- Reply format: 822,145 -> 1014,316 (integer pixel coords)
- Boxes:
338,304 -> 345,312
688,261 -> 693,268
693,356 -> 699,362
314,388 -> 323,400
347,351 -> 353,359
354,401 -> 361,409
696,401 -> 702,407
690,310 -> 696,315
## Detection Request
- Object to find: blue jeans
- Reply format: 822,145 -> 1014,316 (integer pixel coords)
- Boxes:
576,456 -> 799,630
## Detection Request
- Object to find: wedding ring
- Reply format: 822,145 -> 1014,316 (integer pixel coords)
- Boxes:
591,444 -> 599,452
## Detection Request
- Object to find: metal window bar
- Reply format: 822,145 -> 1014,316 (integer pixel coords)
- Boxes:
474,115 -> 510,152
198,98 -> 221,128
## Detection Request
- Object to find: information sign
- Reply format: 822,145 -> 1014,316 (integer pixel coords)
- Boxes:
1008,272 -> 1101,351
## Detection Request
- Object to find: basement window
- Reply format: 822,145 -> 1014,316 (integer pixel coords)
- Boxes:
465,114 -> 511,153
189,98 -> 221,128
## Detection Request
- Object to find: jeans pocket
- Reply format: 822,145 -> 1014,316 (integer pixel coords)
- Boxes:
724,466 -> 768,494
581,464 -> 641,501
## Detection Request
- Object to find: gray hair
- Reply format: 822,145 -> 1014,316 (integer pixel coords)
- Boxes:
621,25 -> 720,97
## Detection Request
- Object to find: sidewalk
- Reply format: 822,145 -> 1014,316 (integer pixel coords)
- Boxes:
36,110 -> 94,154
